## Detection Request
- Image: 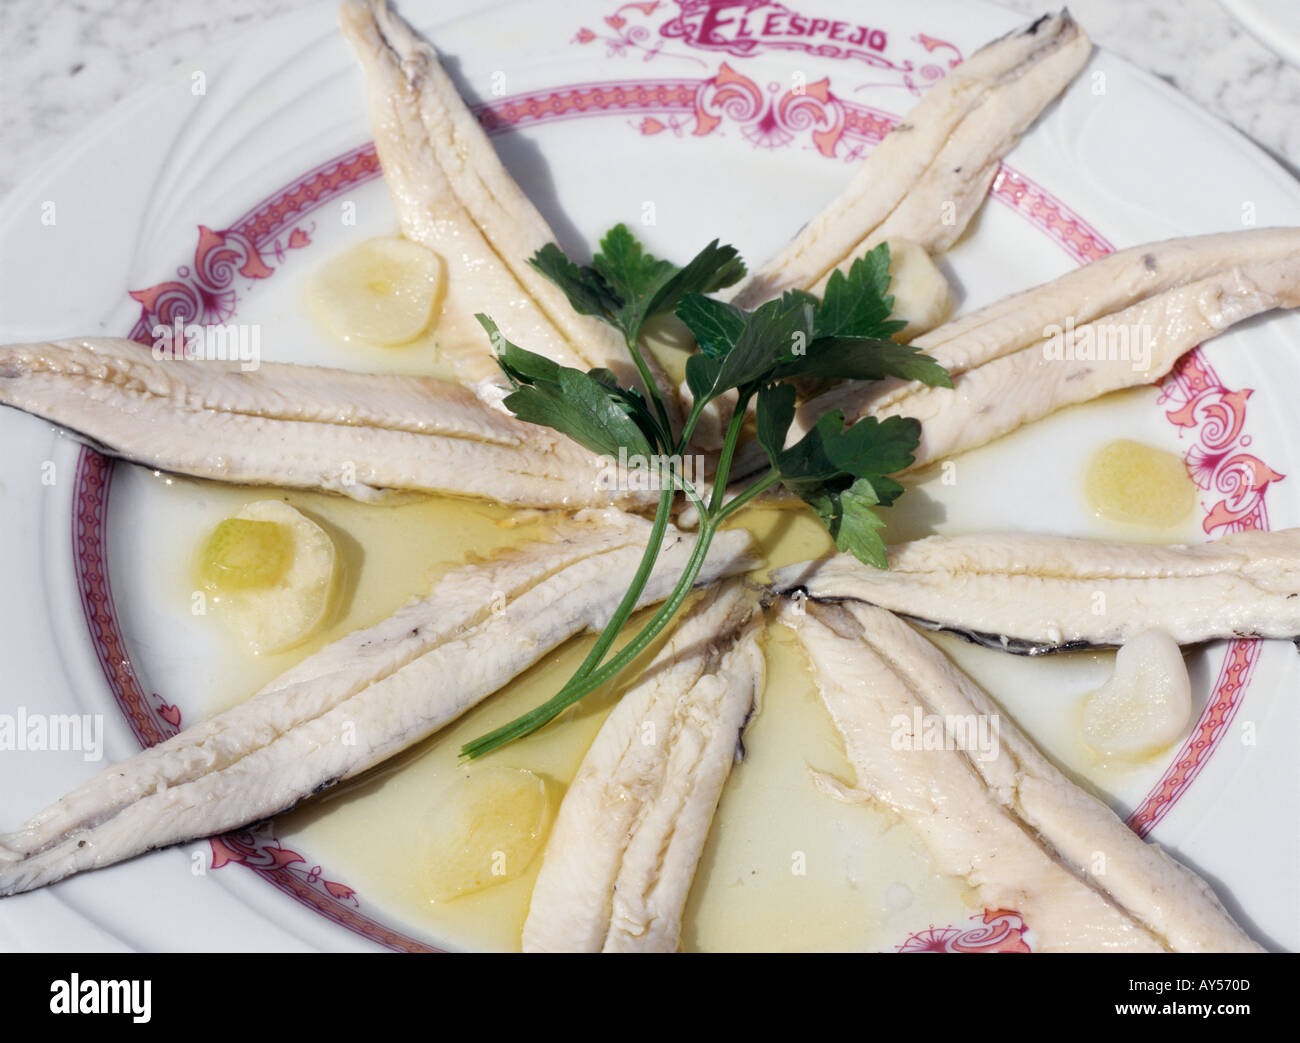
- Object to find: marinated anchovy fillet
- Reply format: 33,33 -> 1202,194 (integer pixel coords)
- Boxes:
342,0 -> 671,400
782,599 -> 1262,952
0,511 -> 757,895
773,528 -> 1300,654
905,227 -> 1300,386
785,230 -> 1300,470
523,581 -> 764,953
0,337 -> 651,509
733,11 -> 1091,307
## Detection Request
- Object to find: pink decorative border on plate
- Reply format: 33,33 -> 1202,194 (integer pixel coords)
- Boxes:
69,68 -> 1283,952
896,909 -> 1031,953
1126,352 -> 1282,837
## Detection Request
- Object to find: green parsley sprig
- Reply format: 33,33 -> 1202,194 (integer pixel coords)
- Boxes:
461,225 -> 951,759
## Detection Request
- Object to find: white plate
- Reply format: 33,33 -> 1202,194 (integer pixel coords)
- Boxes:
1,0 -> 1297,952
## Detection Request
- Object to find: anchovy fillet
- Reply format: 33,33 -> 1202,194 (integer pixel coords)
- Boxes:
908,227 -> 1300,385
0,337 -> 652,509
782,599 -> 1262,952
342,0 -> 669,401
732,11 -> 1091,307
0,510 -> 757,895
522,581 -> 764,953
774,528 -> 1300,654
787,231 -> 1300,472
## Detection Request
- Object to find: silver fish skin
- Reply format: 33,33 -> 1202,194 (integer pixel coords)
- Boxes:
732,11 -> 1091,307
0,337 -> 654,510
782,599 -> 1262,952
773,528 -> 1300,653
522,580 -> 764,953
0,510 -> 758,895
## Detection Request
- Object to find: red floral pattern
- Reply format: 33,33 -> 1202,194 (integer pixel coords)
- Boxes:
1161,352 -> 1284,535
126,145 -> 377,344
126,71 -> 1115,338
209,827 -> 436,953
897,909 -> 1031,953
1123,353 -> 1282,838
573,1 -> 704,65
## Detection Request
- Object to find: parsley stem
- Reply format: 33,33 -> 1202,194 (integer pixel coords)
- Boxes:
557,515 -> 720,698
460,474 -> 705,760
465,234 -> 937,760
550,319 -> 703,688
462,381 -> 773,760
676,398 -> 706,456
561,481 -> 674,689
625,330 -> 675,445
460,512 -> 722,760
715,469 -> 779,522
708,389 -> 753,513
461,382 -> 762,759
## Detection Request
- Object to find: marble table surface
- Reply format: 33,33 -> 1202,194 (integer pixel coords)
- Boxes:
1,0 -> 1297,200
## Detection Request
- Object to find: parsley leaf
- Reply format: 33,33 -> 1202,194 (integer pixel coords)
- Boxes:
777,412 -> 920,486
529,224 -> 745,344
674,294 -> 747,359
773,336 -> 953,387
601,225 -> 746,333
478,315 -> 656,459
755,383 -> 797,467
803,477 -> 891,568
465,224 -> 953,758
592,223 -> 676,311
529,244 -> 620,321
717,293 -> 814,391
679,292 -> 814,403
771,411 -> 920,568
814,244 -> 908,341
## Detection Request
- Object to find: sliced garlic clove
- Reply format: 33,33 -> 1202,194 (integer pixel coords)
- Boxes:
199,517 -> 294,591
426,766 -> 552,902
1082,629 -> 1192,759
307,235 -> 444,345
884,238 -> 955,341
201,499 -> 339,654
